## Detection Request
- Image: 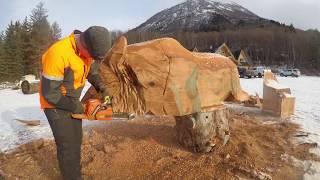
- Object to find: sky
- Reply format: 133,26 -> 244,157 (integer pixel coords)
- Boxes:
0,0 -> 320,36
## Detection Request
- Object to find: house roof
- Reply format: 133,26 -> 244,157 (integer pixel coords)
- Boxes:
234,49 -> 253,65
215,43 -> 237,64
233,50 -> 242,59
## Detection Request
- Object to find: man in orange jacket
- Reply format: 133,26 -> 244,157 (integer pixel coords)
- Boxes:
40,26 -> 111,180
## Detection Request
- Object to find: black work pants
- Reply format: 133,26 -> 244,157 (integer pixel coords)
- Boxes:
44,109 -> 82,180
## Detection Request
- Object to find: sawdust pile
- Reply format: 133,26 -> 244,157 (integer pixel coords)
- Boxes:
0,110 -> 319,179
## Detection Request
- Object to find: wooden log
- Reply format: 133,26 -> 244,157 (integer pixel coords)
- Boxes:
21,80 -> 39,94
15,119 -> 40,126
82,36 -> 250,116
175,106 -> 230,153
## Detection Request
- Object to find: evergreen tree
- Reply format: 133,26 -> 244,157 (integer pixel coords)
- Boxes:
51,21 -> 62,42
0,2 -> 62,82
21,17 -> 34,75
0,31 -> 5,81
29,2 -> 52,77
2,21 -> 24,81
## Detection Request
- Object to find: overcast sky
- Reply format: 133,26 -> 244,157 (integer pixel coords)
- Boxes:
0,0 -> 319,36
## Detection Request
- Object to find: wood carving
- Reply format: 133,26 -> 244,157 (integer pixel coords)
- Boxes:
263,70 -> 295,118
82,37 -> 251,152
83,36 -> 249,116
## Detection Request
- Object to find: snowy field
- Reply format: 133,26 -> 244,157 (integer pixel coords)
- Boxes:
241,76 -> 320,147
0,76 -> 319,153
0,83 -> 91,152
241,76 -> 320,179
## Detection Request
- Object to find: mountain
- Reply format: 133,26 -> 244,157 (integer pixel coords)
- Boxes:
133,0 -> 273,33
126,0 -> 320,73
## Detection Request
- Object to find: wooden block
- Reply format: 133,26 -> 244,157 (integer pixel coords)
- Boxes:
262,71 -> 295,118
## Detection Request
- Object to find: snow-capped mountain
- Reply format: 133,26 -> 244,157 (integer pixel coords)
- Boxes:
133,0 -> 268,33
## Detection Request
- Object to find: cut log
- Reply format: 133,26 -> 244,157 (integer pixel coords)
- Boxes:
175,106 -> 230,153
15,119 -> 40,126
82,36 -> 250,116
21,80 -> 39,94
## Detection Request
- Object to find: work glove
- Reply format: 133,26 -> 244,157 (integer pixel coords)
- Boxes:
100,88 -> 112,106
103,95 -> 112,106
73,100 -> 85,114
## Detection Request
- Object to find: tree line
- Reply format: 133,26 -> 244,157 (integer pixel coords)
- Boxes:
1,3 -> 320,83
125,25 -> 320,74
0,2 -> 61,82
0,2 -> 124,83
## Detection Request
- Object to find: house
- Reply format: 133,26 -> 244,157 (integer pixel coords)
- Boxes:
233,49 -> 252,69
193,47 -> 199,52
215,43 -> 237,65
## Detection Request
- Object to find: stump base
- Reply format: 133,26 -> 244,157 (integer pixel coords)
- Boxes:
175,106 -> 230,153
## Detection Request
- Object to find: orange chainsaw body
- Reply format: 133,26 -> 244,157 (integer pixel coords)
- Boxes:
72,99 -> 113,120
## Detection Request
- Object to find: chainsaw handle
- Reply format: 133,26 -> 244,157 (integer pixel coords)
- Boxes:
72,114 -> 89,120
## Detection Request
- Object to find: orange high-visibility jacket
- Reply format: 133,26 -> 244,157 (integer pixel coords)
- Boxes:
40,31 -> 105,112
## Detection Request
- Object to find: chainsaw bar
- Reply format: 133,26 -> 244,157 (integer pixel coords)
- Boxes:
72,112 -> 135,121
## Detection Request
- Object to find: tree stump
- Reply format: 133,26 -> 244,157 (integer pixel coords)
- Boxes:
175,106 -> 230,153
21,80 -> 39,94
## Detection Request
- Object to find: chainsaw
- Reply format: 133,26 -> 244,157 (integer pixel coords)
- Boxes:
72,98 -> 134,121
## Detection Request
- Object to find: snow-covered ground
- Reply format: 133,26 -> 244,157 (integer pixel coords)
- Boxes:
0,76 -> 319,178
241,76 -> 320,179
241,76 -> 320,146
0,83 -> 91,153
0,76 -> 319,153
0,89 -> 49,152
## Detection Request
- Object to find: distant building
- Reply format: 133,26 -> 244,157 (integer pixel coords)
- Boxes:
215,43 -> 237,65
233,49 -> 252,69
193,47 -> 199,52
215,43 -> 252,69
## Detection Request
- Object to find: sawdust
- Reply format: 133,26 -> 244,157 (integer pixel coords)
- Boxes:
0,109 -> 319,180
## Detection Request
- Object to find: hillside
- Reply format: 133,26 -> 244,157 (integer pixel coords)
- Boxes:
133,0 -> 277,33
126,0 -> 320,72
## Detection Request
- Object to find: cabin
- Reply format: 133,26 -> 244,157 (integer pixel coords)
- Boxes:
215,43 -> 237,65
215,43 -> 253,69
193,47 -> 199,52
233,49 -> 252,69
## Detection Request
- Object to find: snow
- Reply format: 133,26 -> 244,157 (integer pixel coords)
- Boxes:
241,76 -> 320,179
217,4 -> 225,10
265,79 -> 289,89
225,7 -> 233,12
173,13 -> 177,18
136,0 -> 256,33
0,89 -> 49,152
208,0 -> 235,5
0,76 -> 320,177
1,76 -> 319,151
0,82 -> 91,153
202,9 -> 216,14
241,76 -> 320,145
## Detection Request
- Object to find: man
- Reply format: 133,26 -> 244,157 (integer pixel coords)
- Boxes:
39,26 -> 111,180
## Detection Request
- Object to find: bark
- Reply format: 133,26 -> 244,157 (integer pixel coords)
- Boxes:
175,106 -> 230,153
21,80 -> 38,94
